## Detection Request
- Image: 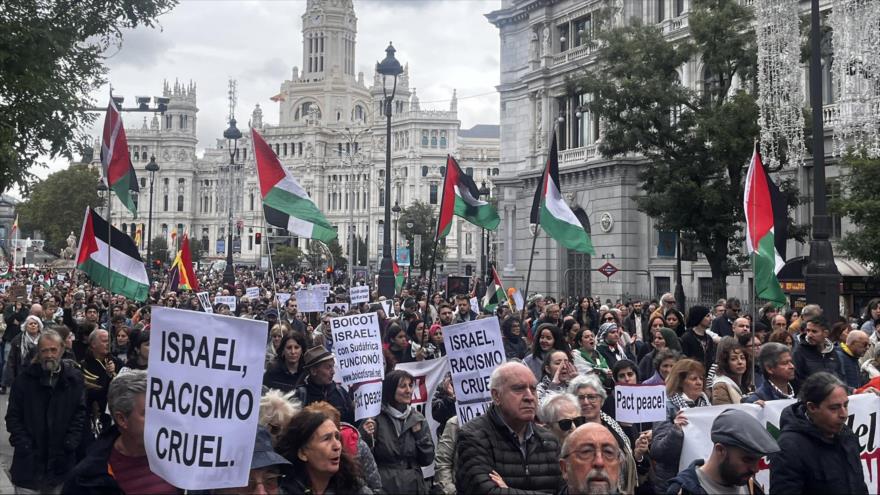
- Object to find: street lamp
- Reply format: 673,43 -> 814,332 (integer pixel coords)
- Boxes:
406,220 -> 414,287
145,155 -> 159,270
222,118 -> 242,287
391,201 -> 402,257
96,181 -> 108,218
376,42 -> 404,298
479,181 -> 491,282
804,0 -> 840,320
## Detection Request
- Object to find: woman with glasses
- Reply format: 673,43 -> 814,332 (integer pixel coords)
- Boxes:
650,358 -> 711,493
568,374 -> 641,495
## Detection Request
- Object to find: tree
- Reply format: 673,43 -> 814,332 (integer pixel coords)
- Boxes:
305,239 -> 346,271
574,0 -> 802,299
833,154 -> 880,275
0,0 -> 177,195
272,245 -> 304,269
149,236 -> 168,266
17,163 -> 100,254
188,236 -> 203,264
398,200 -> 446,271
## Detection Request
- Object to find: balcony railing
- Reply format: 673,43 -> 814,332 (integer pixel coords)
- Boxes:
559,145 -> 598,165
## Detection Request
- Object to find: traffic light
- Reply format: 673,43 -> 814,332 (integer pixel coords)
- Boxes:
255,232 -> 262,245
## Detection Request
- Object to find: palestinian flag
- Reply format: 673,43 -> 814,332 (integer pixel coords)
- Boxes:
435,155 -> 500,240
0,261 -> 12,279
530,131 -> 595,254
252,129 -> 336,242
75,207 -> 149,302
101,99 -> 139,217
481,266 -> 506,312
744,146 -> 786,306
169,232 -> 199,292
393,259 -> 404,294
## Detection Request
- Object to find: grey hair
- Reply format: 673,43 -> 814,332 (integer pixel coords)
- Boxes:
489,361 -> 531,391
540,393 -> 580,424
37,329 -> 63,347
758,342 -> 791,374
801,304 -> 823,321
88,328 -> 108,346
798,371 -> 845,405
568,373 -> 607,401
108,370 -> 147,417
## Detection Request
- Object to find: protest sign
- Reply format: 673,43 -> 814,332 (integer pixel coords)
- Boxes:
296,288 -> 324,313
145,307 -> 267,490
330,312 -> 384,421
196,292 -> 213,313
396,357 -> 451,478
442,318 -> 506,424
11,285 -> 26,301
380,300 -> 397,318
214,295 -> 237,312
680,395 -> 880,494
511,289 -> 524,311
325,302 -> 349,314
350,285 -> 370,304
25,284 -> 32,299
314,283 -> 331,297
613,384 -> 668,423
469,296 -> 480,315
276,292 -> 291,307
245,286 -> 260,299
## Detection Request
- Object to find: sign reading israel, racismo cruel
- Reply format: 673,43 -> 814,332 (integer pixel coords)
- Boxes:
442,318 -> 506,424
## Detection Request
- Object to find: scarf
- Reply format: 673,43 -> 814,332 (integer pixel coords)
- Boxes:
382,403 -> 413,437
669,392 -> 710,412
579,348 -> 609,370
21,331 -> 39,361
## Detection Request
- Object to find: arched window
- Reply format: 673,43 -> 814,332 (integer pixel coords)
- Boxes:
440,131 -> 447,148
439,166 -> 446,177
431,130 -> 438,148
421,166 -> 429,177
429,184 -> 438,205
466,167 -> 473,176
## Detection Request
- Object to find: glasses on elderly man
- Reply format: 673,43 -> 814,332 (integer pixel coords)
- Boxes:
562,444 -> 621,463
557,416 -> 588,431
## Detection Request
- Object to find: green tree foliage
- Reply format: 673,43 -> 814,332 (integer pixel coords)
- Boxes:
305,239 -> 346,271
833,154 -> 880,275
0,0 -> 177,195
398,200 -> 446,270
149,236 -> 168,265
573,0 -> 799,298
188,236 -> 202,264
272,245 -> 304,269
17,164 -> 100,254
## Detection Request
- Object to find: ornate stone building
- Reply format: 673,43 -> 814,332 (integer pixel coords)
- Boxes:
487,0 -> 871,309
102,0 -> 500,277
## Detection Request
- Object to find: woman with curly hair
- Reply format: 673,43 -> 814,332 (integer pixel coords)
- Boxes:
277,408 -> 369,494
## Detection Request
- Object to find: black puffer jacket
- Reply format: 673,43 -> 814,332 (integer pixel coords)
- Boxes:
792,334 -> 842,383
769,402 -> 867,494
455,405 -> 560,494
6,360 -> 86,490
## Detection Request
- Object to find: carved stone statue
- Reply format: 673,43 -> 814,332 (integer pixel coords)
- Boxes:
529,31 -> 539,62
542,25 -> 551,55
63,232 -> 77,259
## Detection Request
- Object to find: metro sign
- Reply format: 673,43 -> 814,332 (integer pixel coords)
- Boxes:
597,262 -> 619,279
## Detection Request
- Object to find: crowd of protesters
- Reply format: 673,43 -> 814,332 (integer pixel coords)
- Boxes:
2,263 -> 880,494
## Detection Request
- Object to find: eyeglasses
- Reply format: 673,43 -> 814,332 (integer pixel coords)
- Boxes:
557,416 -> 587,431
577,393 -> 604,403
562,445 -> 620,463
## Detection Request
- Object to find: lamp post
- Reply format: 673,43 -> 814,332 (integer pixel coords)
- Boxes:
392,201 -> 401,255
479,181 -> 491,282
406,220 -> 414,286
376,42 -> 404,298
145,156 -> 159,270
96,181 -> 108,218
804,0 -> 840,320
222,118 -> 242,287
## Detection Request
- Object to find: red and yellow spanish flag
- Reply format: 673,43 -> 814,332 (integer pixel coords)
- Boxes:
169,232 -> 199,292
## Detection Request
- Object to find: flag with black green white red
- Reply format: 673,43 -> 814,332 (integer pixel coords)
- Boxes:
481,266 -> 507,312
744,146 -> 786,306
101,99 -> 139,217
435,155 -> 500,240
75,207 -> 149,302
530,131 -> 595,254
252,129 -> 337,243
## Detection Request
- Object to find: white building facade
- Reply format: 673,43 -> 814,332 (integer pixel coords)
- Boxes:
487,0 -> 872,310
101,0 -> 500,278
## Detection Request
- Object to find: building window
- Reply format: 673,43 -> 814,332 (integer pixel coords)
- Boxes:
429,184 -> 438,205
165,115 -> 172,129
431,131 -> 438,148
558,23 -> 569,52
465,167 -> 473,176
140,178 -> 146,188
465,233 -> 473,255
654,277 -> 671,299
379,189 -> 385,207
439,166 -> 446,177
827,179 -> 842,239
177,195 -> 184,212
674,0 -> 685,16
163,195 -> 168,212
421,166 -> 429,177
440,131 -> 447,148
698,277 -> 713,300
421,131 -> 429,147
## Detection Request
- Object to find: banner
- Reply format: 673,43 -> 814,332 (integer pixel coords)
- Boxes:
613,384 -> 667,423
469,296 -> 480,315
214,295 -> 237,312
296,288 -> 324,313
680,395 -> 880,494
145,307 -> 267,490
442,318 -> 506,424
314,283 -> 331,297
196,292 -> 213,313
350,286 -> 370,304
330,312 -> 384,421
396,357 -> 451,478
245,286 -> 260,299
325,302 -> 349,314
380,300 -> 398,318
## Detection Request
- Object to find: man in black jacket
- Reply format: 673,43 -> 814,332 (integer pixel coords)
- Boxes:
5,329 -> 86,493
294,347 -> 355,424
455,361 -> 561,494
792,317 -> 843,383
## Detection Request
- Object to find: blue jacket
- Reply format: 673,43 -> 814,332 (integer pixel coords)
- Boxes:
835,344 -> 864,389
743,379 -> 795,403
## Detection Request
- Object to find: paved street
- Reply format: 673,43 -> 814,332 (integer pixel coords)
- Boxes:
0,394 -> 15,494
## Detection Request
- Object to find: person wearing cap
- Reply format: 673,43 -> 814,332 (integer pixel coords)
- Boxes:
769,372 -> 869,495
293,347 -> 355,424
213,426 -> 290,495
667,408 -> 779,494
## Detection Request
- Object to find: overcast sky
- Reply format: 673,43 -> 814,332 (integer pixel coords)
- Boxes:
88,0 -> 502,159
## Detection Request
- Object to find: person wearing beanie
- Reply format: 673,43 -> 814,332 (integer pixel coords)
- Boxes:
681,305 -> 717,375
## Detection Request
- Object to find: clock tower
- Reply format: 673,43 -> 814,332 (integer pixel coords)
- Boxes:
302,0 -> 357,79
